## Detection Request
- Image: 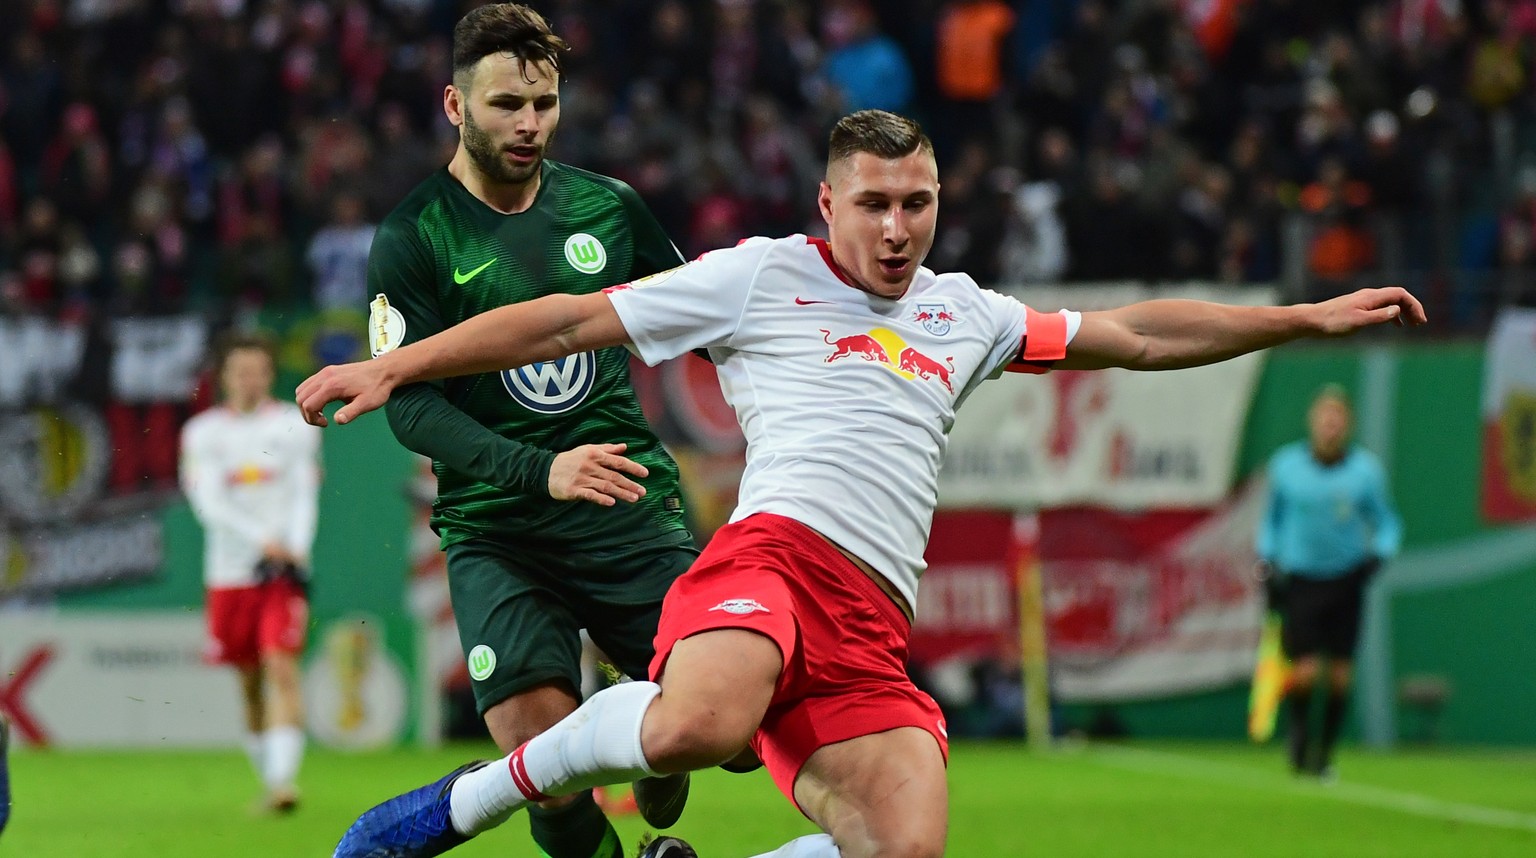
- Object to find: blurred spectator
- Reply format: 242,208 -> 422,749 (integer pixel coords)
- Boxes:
0,0 -> 1533,328
822,0 -> 914,114
0,140 -> 18,241
42,102 -> 112,222
1170,163 -> 1233,279
1,32 -> 62,184
935,0 -> 1016,152
1301,156 -> 1376,293
367,101 -> 437,218
306,191 -> 375,311
1066,160 -> 1163,281
14,197 -> 63,311
148,97 -> 215,225
296,118 -> 373,220
1308,217 -> 1377,290
220,212 -> 297,310
218,136 -> 290,249
739,95 -> 820,236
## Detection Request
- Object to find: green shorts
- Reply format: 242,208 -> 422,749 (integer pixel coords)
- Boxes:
445,532 -> 697,715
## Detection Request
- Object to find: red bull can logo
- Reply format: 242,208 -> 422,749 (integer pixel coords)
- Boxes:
821,327 -> 954,393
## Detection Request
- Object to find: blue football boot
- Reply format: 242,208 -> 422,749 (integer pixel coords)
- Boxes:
333,760 -> 488,858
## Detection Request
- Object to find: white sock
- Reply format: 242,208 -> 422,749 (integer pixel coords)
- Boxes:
263,726 -> 306,792
449,680 -> 661,836
244,732 -> 265,782
749,834 -> 841,857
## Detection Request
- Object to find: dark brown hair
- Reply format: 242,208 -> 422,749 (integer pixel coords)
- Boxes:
452,3 -> 568,87
214,331 -> 277,376
827,110 -> 935,170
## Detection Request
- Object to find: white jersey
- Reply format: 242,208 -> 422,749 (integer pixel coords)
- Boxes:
607,235 -> 1079,608
179,401 -> 322,589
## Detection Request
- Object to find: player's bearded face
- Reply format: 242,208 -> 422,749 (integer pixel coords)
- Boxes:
819,151 -> 939,300
459,56 -> 560,186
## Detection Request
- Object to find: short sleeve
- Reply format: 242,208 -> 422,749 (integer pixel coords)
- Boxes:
604,238 -> 773,365
972,287 -> 1083,378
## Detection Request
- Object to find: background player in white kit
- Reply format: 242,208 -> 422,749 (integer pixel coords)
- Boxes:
181,332 -> 321,815
300,111 -> 1426,858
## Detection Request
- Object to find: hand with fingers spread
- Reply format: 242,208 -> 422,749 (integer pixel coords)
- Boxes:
1311,286 -> 1428,335
295,359 -> 396,427
548,443 -> 650,506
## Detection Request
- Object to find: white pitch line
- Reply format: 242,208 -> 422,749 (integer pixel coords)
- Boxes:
1084,745 -> 1536,834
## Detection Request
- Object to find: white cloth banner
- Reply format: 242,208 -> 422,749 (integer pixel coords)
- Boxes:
0,611 -> 242,748
941,284 -> 1275,510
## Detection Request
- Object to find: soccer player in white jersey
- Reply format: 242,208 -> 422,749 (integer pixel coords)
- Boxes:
181,333 -> 322,815
300,111 -> 1425,858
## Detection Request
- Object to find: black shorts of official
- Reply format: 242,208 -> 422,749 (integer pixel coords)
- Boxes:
1282,570 -> 1367,660
445,532 -> 697,715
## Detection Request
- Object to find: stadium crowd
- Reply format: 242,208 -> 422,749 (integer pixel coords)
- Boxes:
3,0 -> 1536,326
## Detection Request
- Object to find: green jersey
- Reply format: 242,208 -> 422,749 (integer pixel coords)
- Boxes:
367,162 -> 688,552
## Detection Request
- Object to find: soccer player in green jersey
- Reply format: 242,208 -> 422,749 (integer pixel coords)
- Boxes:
361,6 -> 693,857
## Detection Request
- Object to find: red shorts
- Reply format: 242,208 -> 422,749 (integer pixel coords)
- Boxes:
204,578 -> 309,667
649,513 -> 949,809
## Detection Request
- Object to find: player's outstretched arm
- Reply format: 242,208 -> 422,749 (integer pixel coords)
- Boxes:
1056,287 -> 1426,371
297,292 -> 629,426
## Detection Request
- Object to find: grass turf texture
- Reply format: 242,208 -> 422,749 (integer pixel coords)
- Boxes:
5,741 -> 1535,856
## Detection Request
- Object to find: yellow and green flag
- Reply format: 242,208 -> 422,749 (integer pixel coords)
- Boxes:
1247,611 -> 1290,742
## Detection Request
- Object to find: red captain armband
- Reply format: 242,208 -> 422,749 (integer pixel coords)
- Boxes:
1006,307 -> 1069,374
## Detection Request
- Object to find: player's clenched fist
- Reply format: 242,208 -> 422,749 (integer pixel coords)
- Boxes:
548,443 -> 650,506
296,360 -> 396,427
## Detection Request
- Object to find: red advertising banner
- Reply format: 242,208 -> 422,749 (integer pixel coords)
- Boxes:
1482,309 -> 1536,522
912,485 -> 1265,702
910,511 -> 1030,666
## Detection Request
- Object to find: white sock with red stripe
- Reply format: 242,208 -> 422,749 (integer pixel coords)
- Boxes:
749,834 -> 841,857
448,680 -> 661,836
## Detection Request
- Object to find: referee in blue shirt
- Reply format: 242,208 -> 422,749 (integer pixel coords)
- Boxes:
1257,385 -> 1402,778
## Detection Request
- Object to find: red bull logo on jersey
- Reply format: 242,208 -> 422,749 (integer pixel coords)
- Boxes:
709,598 -> 770,615
897,347 -> 956,392
227,464 -> 277,486
911,302 -> 960,336
821,327 -> 955,393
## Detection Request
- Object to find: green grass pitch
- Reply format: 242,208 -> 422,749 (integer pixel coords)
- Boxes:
5,741 -> 1535,856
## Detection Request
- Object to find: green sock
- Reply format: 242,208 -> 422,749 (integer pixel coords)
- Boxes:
528,790 -> 623,858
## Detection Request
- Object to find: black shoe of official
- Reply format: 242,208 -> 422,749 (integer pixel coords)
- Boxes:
632,772 -> 690,829
637,834 -> 698,858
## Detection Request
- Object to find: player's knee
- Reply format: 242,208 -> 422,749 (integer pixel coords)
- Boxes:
484,689 -> 579,752
859,829 -> 945,858
642,704 -> 753,772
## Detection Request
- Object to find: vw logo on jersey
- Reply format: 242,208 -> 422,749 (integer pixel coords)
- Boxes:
564,232 -> 607,275
501,351 -> 597,414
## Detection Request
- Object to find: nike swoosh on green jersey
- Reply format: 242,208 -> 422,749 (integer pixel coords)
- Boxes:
453,258 -> 497,284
